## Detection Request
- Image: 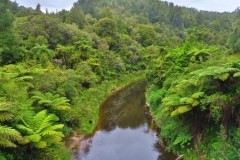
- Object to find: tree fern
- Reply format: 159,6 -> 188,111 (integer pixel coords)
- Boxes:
173,132 -> 192,145
161,80 -> 204,116
42,135 -> 62,144
31,92 -> 71,111
34,141 -> 47,148
0,98 -> 22,148
0,137 -> 17,148
30,44 -> 54,61
187,48 -> 210,63
233,72 -> 240,77
17,110 -> 64,150
0,126 -> 21,148
189,66 -> 240,87
192,92 -> 204,99
0,112 -> 13,122
170,105 -> 192,117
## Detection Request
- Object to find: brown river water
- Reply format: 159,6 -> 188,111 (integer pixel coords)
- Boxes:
71,80 -> 177,160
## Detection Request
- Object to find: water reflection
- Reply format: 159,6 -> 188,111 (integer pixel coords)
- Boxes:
72,81 -> 176,160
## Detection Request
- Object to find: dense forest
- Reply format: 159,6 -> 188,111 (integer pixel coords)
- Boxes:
1,0 -> 240,159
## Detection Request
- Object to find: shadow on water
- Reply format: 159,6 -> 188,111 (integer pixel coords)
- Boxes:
72,80 -> 177,160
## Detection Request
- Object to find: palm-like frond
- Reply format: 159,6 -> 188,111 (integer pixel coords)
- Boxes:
233,72 -> 240,77
34,111 -> 58,134
0,98 -> 22,148
192,92 -> 204,99
41,136 -> 62,144
0,72 -> 19,81
52,97 -> 71,110
188,65 -> 240,87
187,48 -> 210,63
33,140 -> 47,148
0,125 -> 21,148
31,91 -> 71,110
13,76 -> 33,81
31,44 -> 54,60
0,126 -> 21,140
41,124 -> 64,137
162,95 -> 180,104
17,110 -> 64,149
0,138 -> 17,148
0,112 -> 13,122
162,84 -> 203,116
190,66 -> 240,81
54,105 -> 71,110
17,124 -> 34,134
41,130 -> 64,137
20,134 -> 41,144
170,105 -> 192,117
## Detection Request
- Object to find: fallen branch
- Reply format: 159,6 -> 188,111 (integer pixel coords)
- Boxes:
176,155 -> 184,160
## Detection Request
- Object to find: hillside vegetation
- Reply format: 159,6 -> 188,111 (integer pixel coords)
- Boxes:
1,0 -> 240,159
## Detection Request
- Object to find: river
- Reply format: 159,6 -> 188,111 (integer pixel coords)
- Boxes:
71,80 -> 177,160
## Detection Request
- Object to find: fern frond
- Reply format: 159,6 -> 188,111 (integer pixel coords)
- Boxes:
233,72 -> 240,77
0,112 -> 13,122
52,97 -> 70,106
180,97 -> 195,104
0,72 -> 19,79
13,76 -> 33,81
162,106 -> 171,111
170,105 -> 192,117
42,124 -> 64,132
0,125 -> 21,140
174,132 -> 192,145
42,136 -> 62,144
0,138 -> 17,148
217,73 -> 229,81
38,100 -> 52,105
35,113 -> 59,134
164,100 -> 181,107
41,130 -> 64,137
191,100 -> 200,107
34,140 -> 47,148
23,134 -> 41,143
162,95 -> 180,104
45,92 -> 54,100
17,124 -> 34,134
54,105 -> 71,110
192,92 -> 204,99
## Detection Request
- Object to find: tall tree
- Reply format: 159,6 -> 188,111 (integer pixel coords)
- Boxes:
0,0 -> 20,64
30,44 -> 54,67
35,3 -> 41,12
66,5 -> 86,29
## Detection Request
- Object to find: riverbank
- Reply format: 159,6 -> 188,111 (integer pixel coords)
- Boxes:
69,79 -> 177,160
65,71 -> 145,150
67,71 -> 145,135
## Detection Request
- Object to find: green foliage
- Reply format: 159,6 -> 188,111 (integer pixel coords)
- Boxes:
0,98 -> 22,148
66,5 -> 86,29
0,0 -> 20,64
174,132 -> 192,146
35,142 -> 71,160
17,110 -> 64,149
229,26 -> 240,53
30,44 -> 54,67
1,0 -> 240,159
146,40 -> 240,158
94,17 -> 118,48
31,91 -> 71,111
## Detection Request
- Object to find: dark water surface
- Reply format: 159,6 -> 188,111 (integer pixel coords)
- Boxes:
72,80 -> 176,160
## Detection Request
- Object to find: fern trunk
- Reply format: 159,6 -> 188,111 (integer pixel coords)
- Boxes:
190,108 -> 206,150
28,143 -> 34,160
